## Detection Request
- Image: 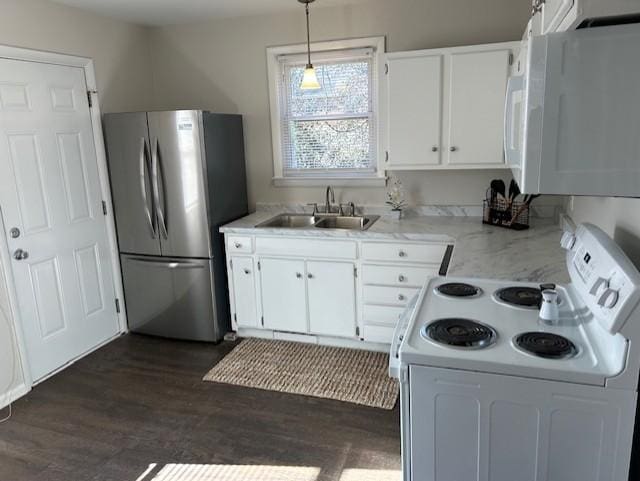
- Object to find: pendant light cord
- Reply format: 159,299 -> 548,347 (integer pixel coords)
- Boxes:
305,2 -> 312,67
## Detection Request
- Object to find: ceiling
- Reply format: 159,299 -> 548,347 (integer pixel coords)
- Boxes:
49,0 -> 377,26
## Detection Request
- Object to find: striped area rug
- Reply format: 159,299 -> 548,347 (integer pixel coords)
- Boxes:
203,338 -> 398,410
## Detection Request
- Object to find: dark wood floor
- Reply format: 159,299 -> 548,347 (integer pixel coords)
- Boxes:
0,334 -> 400,481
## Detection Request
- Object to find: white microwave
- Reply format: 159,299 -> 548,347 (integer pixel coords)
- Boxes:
504,23 -> 640,196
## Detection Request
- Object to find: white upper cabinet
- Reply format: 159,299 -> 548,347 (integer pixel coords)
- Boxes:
539,0 -> 575,34
446,48 -> 512,166
384,42 -> 518,170
386,53 -> 443,167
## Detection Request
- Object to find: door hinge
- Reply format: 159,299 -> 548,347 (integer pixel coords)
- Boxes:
385,151 -> 389,163
261,316 -> 264,326
115,298 -> 121,313
356,326 -> 360,337
230,259 -> 233,268
233,313 -> 237,322
384,63 -> 389,75
354,266 -> 358,278
508,53 -> 514,66
87,90 -> 97,108
101,200 -> 108,216
258,261 -> 261,271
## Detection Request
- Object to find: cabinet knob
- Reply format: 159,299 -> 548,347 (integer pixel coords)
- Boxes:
234,242 -> 242,248
296,272 -> 302,279
398,275 -> 406,282
450,146 -> 458,152
243,268 -> 251,275
431,146 -> 438,152
398,294 -> 406,301
307,273 -> 313,279
398,251 -> 406,258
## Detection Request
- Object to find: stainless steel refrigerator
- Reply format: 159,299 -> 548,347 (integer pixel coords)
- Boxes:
103,110 -> 247,342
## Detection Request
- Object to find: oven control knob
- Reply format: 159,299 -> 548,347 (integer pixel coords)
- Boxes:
590,277 -> 609,296
598,289 -> 619,309
560,231 -> 576,251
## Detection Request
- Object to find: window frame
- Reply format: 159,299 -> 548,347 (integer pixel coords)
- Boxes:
267,36 -> 386,187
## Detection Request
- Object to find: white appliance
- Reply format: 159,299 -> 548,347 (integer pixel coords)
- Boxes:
390,223 -> 640,481
504,23 -> 640,196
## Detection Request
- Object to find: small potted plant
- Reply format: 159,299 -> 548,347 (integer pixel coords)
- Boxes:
386,177 -> 407,220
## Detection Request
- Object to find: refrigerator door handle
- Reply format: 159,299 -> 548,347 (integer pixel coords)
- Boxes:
127,256 -> 205,270
151,137 -> 169,240
139,137 -> 157,238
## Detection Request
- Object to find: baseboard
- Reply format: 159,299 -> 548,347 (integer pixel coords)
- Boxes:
0,382 -> 30,410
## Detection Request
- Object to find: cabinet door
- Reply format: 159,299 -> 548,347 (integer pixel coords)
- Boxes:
307,261 -> 357,338
260,258 -> 307,332
446,48 -> 511,166
541,0 -> 574,34
230,256 -> 257,328
386,54 -> 443,167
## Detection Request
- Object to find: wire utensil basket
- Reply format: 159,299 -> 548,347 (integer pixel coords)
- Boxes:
482,197 -> 530,231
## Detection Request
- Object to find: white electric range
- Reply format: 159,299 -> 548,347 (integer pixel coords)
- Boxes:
390,223 -> 640,481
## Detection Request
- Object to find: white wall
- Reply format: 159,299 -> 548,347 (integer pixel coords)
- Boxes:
0,0 -> 154,407
148,0 -> 566,210
569,197 -> 640,269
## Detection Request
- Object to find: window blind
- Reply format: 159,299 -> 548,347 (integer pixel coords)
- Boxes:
278,48 -> 377,176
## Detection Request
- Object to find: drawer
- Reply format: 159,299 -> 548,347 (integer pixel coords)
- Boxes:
363,285 -> 420,307
227,236 -> 253,254
362,325 -> 395,344
362,264 -> 437,287
362,304 -> 406,327
361,241 -> 448,264
256,237 -> 357,259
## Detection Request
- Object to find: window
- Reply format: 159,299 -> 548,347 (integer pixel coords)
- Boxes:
267,37 -> 386,186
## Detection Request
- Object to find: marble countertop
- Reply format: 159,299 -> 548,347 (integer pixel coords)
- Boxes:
220,211 -> 570,283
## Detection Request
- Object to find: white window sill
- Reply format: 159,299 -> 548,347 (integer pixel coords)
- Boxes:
272,176 -> 387,187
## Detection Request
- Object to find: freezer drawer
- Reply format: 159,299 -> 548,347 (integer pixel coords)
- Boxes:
120,254 -> 221,341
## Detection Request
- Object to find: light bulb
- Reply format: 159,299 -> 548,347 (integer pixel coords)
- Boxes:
300,65 -> 321,90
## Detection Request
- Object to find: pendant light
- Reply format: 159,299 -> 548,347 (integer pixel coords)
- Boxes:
299,0 -> 321,90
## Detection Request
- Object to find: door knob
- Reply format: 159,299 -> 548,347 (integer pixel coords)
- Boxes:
13,249 -> 28,261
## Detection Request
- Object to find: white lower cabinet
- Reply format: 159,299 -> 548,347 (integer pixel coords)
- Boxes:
260,257 -> 307,333
230,256 -> 258,328
225,233 -> 451,345
307,261 -> 357,338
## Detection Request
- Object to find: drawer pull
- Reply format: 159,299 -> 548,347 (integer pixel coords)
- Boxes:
398,250 -> 407,258
307,273 -> 314,279
296,272 -> 303,279
243,268 -> 251,275
398,275 -> 406,282
234,242 -> 242,248
398,294 -> 406,301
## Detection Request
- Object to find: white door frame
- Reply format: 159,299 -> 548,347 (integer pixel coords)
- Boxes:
0,44 -> 127,391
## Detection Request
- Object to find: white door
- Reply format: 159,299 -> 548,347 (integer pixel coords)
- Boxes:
307,261 -> 356,338
386,54 -> 443,168
0,59 -> 119,381
446,48 -> 511,166
541,0 -> 574,33
230,256 -> 258,328
260,257 -> 307,333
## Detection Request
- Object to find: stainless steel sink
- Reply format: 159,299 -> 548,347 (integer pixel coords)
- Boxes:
255,213 -> 379,231
314,215 -> 380,231
255,213 -> 317,228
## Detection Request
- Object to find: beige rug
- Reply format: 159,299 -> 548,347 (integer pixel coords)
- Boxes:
203,339 -> 399,410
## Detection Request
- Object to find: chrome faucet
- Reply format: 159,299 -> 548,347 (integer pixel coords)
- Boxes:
325,186 -> 335,214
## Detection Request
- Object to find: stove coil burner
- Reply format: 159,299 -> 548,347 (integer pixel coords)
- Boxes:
435,282 -> 482,298
423,318 -> 497,349
495,287 -> 542,309
514,332 -> 577,360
